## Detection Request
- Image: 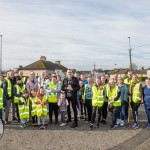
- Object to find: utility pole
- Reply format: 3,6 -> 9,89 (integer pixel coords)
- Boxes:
0,35 -> 2,74
128,37 -> 132,71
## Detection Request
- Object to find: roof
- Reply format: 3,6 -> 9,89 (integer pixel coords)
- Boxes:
22,60 -> 68,72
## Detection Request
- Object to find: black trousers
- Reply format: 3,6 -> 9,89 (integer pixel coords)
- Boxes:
131,102 -> 140,124
85,100 -> 92,121
80,99 -> 87,116
49,102 -> 58,121
101,102 -> 108,120
67,96 -> 78,123
91,106 -> 102,124
32,115 -> 37,124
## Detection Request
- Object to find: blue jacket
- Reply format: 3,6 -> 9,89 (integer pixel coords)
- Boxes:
143,86 -> 150,109
118,83 -> 128,102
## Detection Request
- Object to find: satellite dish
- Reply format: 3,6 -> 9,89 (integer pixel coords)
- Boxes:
0,119 -> 3,139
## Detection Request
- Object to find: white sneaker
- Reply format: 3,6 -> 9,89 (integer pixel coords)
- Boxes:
116,119 -> 121,125
120,120 -> 124,126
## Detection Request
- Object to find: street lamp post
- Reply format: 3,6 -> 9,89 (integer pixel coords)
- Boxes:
0,35 -> 2,74
128,37 -> 132,71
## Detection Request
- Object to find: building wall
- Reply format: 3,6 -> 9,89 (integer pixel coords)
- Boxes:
22,70 -> 53,76
147,70 -> 150,78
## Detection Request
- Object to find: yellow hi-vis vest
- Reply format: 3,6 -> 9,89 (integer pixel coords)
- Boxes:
0,88 -> 3,109
124,78 -> 132,85
18,97 -> 29,119
106,85 -> 121,107
21,77 -> 26,84
14,84 -> 26,103
48,82 -> 57,103
35,95 -> 47,117
5,78 -> 12,97
29,96 -> 37,117
92,85 -> 104,107
132,83 -> 141,103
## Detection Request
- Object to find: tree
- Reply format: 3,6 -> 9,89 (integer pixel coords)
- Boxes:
19,65 -> 23,69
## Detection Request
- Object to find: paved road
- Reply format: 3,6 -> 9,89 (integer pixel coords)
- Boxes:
0,105 -> 149,150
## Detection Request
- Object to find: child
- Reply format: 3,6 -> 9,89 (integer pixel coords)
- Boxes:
35,87 -> 48,129
58,91 -> 69,127
29,89 -> 37,126
18,90 -> 29,128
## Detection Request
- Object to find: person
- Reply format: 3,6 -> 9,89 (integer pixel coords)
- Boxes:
89,78 -> 106,130
143,78 -> 150,129
18,90 -> 29,128
113,73 -> 118,83
13,76 -> 26,122
129,74 -> 143,129
35,87 -> 48,129
0,75 -> 4,88
58,91 -> 69,127
3,71 -> 16,124
18,70 -> 28,84
74,72 -> 81,81
46,75 -> 61,124
37,72 -> 46,87
80,74 -> 88,85
0,80 -> 3,122
29,89 -> 37,126
106,78 -> 121,129
117,77 -> 128,126
77,80 -> 85,119
26,71 -> 38,94
83,77 -> 93,122
62,69 -> 80,128
100,75 -> 108,124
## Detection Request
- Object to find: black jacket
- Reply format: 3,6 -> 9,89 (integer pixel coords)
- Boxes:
62,76 -> 80,98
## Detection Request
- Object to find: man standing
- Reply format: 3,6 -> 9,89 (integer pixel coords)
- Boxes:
3,71 -> 16,124
18,70 -> 28,84
62,69 -> 80,128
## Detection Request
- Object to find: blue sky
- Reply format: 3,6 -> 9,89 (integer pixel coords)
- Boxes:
0,0 -> 150,70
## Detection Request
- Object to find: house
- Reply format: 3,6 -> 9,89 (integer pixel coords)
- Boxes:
21,56 -> 68,77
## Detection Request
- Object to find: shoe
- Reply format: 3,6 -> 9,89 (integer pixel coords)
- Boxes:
60,123 -> 66,127
89,124 -> 93,130
49,120 -> 52,124
80,115 -> 84,119
12,117 -> 17,121
25,123 -> 29,127
146,124 -> 150,130
97,123 -> 100,128
66,119 -> 71,123
70,122 -> 78,128
5,120 -> 9,124
17,119 -> 21,123
116,119 -> 121,125
84,117 -> 88,122
132,124 -> 139,130
20,124 -> 25,128
100,119 -> 106,124
120,120 -> 124,126
39,125 -> 45,129
110,124 -> 118,129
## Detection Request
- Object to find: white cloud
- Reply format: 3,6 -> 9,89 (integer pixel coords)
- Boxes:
0,0 -> 150,71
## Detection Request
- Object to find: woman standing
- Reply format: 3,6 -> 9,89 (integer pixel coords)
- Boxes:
143,78 -> 150,129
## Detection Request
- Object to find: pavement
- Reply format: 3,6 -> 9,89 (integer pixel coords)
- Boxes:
0,105 -> 150,150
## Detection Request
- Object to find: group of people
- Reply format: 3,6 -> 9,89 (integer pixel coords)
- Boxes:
0,69 -> 150,130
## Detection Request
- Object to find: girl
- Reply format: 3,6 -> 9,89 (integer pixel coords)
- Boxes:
58,91 -> 69,126
35,87 -> 48,129
29,89 -> 37,126
18,90 -> 29,128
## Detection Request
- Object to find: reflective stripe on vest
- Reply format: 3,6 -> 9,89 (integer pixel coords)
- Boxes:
35,95 -> 47,117
18,97 -> 29,119
92,85 -> 104,107
14,84 -> 26,103
21,77 -> 26,84
106,85 -> 121,107
132,83 -> 141,103
5,78 -> 12,97
48,82 -> 57,103
0,88 -> 3,109
29,97 -> 37,116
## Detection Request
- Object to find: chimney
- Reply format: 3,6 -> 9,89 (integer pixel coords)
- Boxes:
55,60 -> 61,65
40,56 -> 46,62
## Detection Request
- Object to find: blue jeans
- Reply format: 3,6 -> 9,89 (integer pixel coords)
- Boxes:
145,104 -> 150,124
120,103 -> 127,120
0,109 -> 2,121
